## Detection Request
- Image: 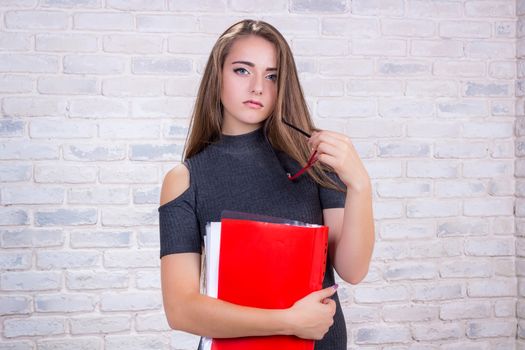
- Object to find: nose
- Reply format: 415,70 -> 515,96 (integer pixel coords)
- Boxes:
250,74 -> 263,95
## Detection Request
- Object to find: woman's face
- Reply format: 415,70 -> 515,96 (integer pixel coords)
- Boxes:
220,35 -> 278,135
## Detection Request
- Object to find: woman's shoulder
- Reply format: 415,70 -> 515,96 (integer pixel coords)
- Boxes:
159,163 -> 190,207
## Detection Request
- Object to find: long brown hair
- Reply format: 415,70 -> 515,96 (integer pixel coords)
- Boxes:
183,19 -> 344,192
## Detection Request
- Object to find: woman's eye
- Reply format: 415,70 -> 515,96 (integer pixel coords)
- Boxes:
233,68 -> 249,75
267,74 -> 278,81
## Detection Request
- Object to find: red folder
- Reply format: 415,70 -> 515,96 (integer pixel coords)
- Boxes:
207,213 -> 329,350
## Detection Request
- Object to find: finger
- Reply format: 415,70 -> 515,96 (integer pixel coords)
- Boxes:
313,284 -> 338,301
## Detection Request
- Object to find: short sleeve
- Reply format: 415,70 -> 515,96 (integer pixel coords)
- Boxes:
158,175 -> 201,258
319,172 -> 346,209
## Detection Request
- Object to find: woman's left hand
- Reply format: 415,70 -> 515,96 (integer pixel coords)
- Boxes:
308,130 -> 371,192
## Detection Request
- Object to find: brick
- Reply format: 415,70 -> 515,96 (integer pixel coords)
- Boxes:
440,260 -> 492,278
384,262 -> 437,281
4,317 -> 65,337
41,0 -> 100,7
365,159 -> 403,178
354,285 -> 408,303
131,97 -> 193,119
318,98 -> 375,118
463,122 -> 513,138
69,98 -> 128,118
467,320 -> 516,339
301,77 -> 344,97
440,21 -> 491,39
407,160 -> 459,178
463,198 -> 514,216
64,55 -> 125,75
293,38 -> 349,56
372,240 -> 408,260
407,0 -> 461,18
104,250 -> 159,268
70,315 -> 130,335
137,229 -> 159,247
37,338 -> 101,350
376,181 -> 430,198
129,144 -> 182,161
380,222 -> 433,240
231,0 -> 287,11
434,141 -> 488,158
35,208 -> 97,226
100,292 -> 162,311
0,119 -> 25,137
0,32 -> 32,51
411,40 -> 462,57
2,186 -> 64,205
406,80 -> 457,97
63,144 -> 126,162
1,271 -> 61,291
410,240 -> 462,259
70,230 -> 131,248
441,301 -> 491,320
291,0 -> 346,13
379,98 -> 434,118
351,0 -> 403,16
37,250 -> 100,269
132,57 -> 192,74
35,294 -> 96,312
413,283 -> 463,301
66,271 -> 128,290
99,120 -> 160,139
468,279 -> 516,297
433,60 -> 485,77
466,41 -> 515,59
38,76 -> 98,95
383,304 -> 438,322
99,165 -> 158,183
495,300 -> 516,318
412,323 -> 463,341
0,251 -> 32,269
165,76 -> 199,97
378,141 -> 430,157
465,238 -> 514,257
465,2 -> 515,18
437,99 -> 488,118
373,200 -> 404,219
489,61 -> 515,79
3,97 -> 67,117
344,306 -> 379,324
407,199 -> 460,218
136,15 -> 198,33
0,74 -> 33,93
103,35 -> 162,54
434,180 -> 485,198
319,58 -> 373,76
322,18 -> 375,38
68,187 -> 128,205
492,140 -> 514,158
352,38 -> 405,56
0,208 -> 29,225
0,0 -> 37,6
0,54 -> 58,73
103,77 -> 163,97
5,10 -> 68,29
136,269 -> 160,289
74,12 -> 133,30
1,229 -> 64,248
133,187 -> 160,205
35,165 -> 97,183
346,79 -> 403,97
30,120 -> 96,139
36,34 -> 97,52
106,0 -> 164,10
0,296 -> 32,315
494,258 -> 515,278
463,81 -> 511,97
378,59 -> 430,76
346,120 -> 403,138
0,341 -> 34,350
168,0 -> 227,10
355,326 -> 411,345
383,18 -> 435,37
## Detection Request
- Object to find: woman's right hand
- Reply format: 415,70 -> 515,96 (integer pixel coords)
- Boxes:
286,285 -> 338,340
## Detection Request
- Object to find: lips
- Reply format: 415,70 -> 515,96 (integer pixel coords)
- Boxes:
243,100 -> 263,108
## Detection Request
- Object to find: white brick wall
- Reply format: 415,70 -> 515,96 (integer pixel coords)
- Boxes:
0,1 -> 522,349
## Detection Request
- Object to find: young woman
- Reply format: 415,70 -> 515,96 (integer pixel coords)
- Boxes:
159,19 -> 374,350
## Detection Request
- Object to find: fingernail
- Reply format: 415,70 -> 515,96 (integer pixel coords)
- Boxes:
332,284 -> 339,290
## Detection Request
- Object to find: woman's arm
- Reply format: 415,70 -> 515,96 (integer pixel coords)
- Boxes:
159,165 -> 337,339
309,131 -> 375,284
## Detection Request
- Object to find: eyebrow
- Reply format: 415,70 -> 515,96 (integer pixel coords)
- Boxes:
232,60 -> 277,71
